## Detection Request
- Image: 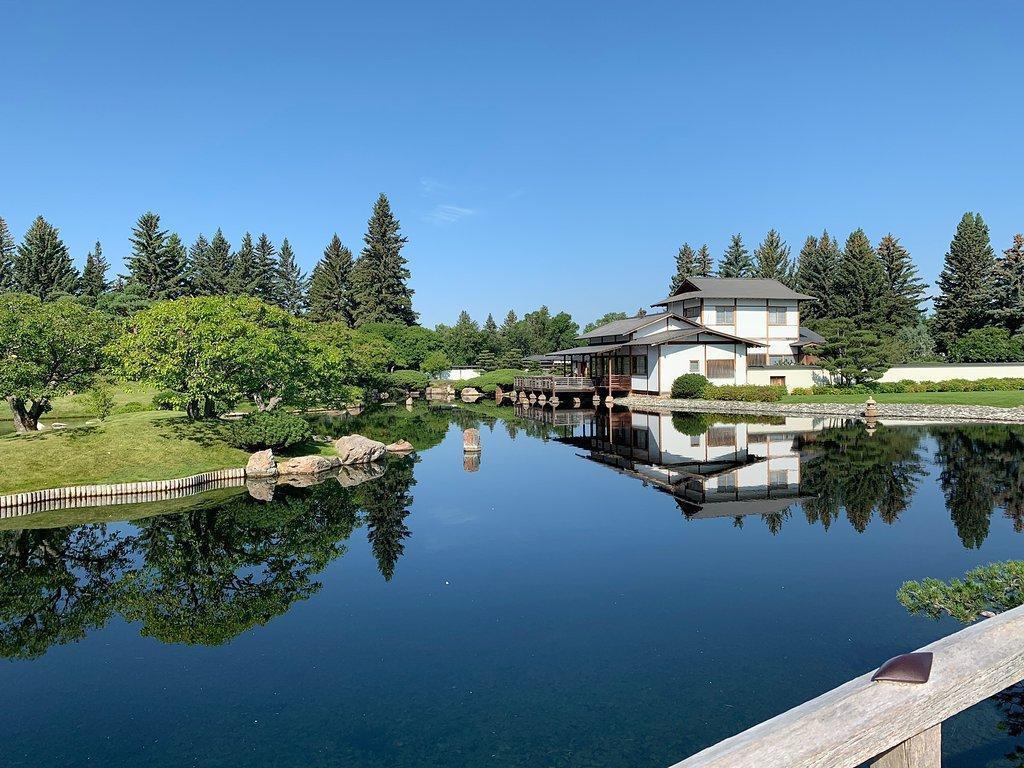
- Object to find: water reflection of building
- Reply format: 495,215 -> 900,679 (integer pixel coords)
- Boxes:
547,407 -> 847,520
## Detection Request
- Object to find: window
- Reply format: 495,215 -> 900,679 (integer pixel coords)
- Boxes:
715,306 -> 735,324
718,473 -> 737,490
689,360 -> 701,374
632,428 -> 649,450
769,469 -> 788,488
769,355 -> 795,366
707,359 -> 736,379
685,305 -> 701,319
747,353 -> 767,367
707,426 -> 736,447
631,355 -> 648,375
770,376 -> 786,387
768,306 -> 788,325
690,434 -> 701,447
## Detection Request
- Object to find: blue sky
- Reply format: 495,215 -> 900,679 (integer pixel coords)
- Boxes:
2,0 -> 1021,327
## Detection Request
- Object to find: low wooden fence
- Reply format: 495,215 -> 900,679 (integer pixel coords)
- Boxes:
669,602 -> 1024,767
0,468 -> 246,519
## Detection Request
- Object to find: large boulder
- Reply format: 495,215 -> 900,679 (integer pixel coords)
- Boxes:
334,434 -> 387,464
386,439 -> 415,454
336,462 -> 387,487
245,478 -> 276,502
246,449 -> 278,478
277,455 -> 341,475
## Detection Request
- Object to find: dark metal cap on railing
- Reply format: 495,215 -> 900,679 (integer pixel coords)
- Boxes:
871,652 -> 933,684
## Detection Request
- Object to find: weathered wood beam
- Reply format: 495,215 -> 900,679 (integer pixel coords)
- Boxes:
870,724 -> 940,768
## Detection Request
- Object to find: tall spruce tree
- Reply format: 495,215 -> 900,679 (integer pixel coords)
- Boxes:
0,217 -> 15,292
990,234 -> 1024,334
350,194 -> 416,326
14,216 -> 79,300
81,241 -> 110,298
753,229 -> 795,285
717,234 -> 754,278
251,233 -> 278,301
669,244 -> 697,295
695,244 -> 714,277
226,232 -> 259,296
831,228 -> 886,324
190,230 -> 232,296
797,230 -> 841,319
308,234 -> 354,323
933,212 -> 996,352
125,212 -> 185,299
275,238 -> 308,315
876,234 -> 926,329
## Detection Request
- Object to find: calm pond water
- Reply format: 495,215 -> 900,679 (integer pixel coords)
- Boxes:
2,404 -> 1024,767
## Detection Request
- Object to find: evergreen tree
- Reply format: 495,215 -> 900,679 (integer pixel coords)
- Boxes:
251,233 -> 278,301
831,229 -> 886,324
166,233 -> 188,296
190,230 -> 233,296
13,216 -> 79,300
717,234 -> 754,278
797,230 -> 841,320
350,194 -> 416,326
125,212 -> 185,299
274,238 -> 308,315
81,241 -> 110,298
669,243 -> 697,295
695,244 -> 714,278
308,234 -> 354,323
0,217 -> 16,293
991,234 -> 1024,334
876,234 -> 926,329
226,232 -> 259,296
933,212 -> 996,352
481,312 -> 500,354
753,229 -> 795,285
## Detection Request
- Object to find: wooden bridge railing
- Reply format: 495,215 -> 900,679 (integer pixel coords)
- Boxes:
669,602 -> 1024,768
514,376 -> 595,392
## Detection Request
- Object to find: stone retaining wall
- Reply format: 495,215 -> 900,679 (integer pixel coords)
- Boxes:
0,468 -> 246,519
618,395 -> 1024,424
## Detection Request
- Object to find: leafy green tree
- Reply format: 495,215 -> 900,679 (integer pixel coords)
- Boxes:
301,322 -> 396,406
13,216 -> 79,300
350,194 -> 416,326
946,326 -> 1023,363
669,243 -> 697,295
80,241 -> 110,298
125,212 -> 186,299
440,310 -> 483,366
422,350 -> 451,378
190,230 -> 233,296
275,237 -> 308,315
695,244 -> 714,278
358,322 -> 440,371
584,311 -> 629,333
717,234 -> 754,278
0,294 -> 113,431
308,234 -> 354,324
876,234 -> 926,329
753,229 -> 795,285
933,212 -> 996,353
991,234 -> 1024,334
796,230 -> 840,320
519,305 -> 578,354
831,229 -> 886,325
0,217 -> 15,292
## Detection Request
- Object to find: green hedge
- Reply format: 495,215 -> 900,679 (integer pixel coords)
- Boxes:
671,373 -> 710,398
703,384 -> 786,402
388,369 -> 431,391
458,369 -> 528,395
228,410 -> 312,451
791,377 -> 1024,396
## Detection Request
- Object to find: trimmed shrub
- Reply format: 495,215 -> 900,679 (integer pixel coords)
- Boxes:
389,369 -> 430,392
114,401 -> 147,414
802,377 -> 1024,397
671,373 -> 710,399
228,410 -> 312,451
458,369 -> 528,395
152,390 -> 178,410
703,384 -> 786,402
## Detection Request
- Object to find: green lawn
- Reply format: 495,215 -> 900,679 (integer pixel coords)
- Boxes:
46,382 -> 162,419
782,390 -> 1024,408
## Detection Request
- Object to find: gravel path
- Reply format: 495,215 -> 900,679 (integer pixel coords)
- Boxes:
618,394 -> 1024,424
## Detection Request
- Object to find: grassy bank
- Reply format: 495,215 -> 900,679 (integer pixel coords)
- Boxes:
781,391 -> 1024,407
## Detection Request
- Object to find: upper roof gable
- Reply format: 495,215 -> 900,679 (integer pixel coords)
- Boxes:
652,277 -> 815,305
578,311 -> 697,339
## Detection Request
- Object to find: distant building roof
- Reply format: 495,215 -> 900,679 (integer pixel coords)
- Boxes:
541,342 -> 626,357
652,278 -> 816,305
578,311 -> 676,339
796,327 -> 826,346
626,327 -> 761,347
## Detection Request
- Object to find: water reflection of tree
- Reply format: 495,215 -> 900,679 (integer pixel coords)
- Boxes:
362,456 -> 416,581
799,423 -> 927,533
0,525 -> 132,659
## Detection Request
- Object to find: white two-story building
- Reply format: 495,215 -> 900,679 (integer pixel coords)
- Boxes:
539,278 -> 821,395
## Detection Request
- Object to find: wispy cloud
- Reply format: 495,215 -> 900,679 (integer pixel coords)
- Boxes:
424,204 -> 477,225
419,177 -> 447,197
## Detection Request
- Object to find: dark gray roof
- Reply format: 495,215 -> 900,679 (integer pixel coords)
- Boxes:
626,327 -> 761,347
541,342 -> 625,357
652,278 -> 816,305
796,326 -> 826,345
578,311 -> 674,339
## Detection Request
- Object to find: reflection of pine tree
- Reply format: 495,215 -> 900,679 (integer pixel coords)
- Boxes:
761,510 -> 790,535
361,456 -> 417,581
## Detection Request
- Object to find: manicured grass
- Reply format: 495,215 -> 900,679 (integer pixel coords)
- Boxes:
0,410 -> 250,495
46,382 -> 162,419
782,390 -> 1024,408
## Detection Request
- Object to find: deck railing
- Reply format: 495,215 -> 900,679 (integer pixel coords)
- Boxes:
514,376 -> 595,392
669,602 -> 1024,767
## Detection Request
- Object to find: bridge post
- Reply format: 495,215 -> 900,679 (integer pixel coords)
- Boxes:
870,724 -> 940,768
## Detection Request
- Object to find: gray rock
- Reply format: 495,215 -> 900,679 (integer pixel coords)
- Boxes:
246,449 -> 278,478
333,434 -> 387,464
276,455 -> 342,475
386,439 -> 415,453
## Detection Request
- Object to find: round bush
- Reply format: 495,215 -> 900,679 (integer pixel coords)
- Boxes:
389,369 -> 430,391
228,410 -> 313,451
671,373 -> 710,399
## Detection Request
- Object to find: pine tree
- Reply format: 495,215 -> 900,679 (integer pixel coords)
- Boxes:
350,194 -> 416,326
0,217 -> 16,292
190,230 -> 232,296
308,234 -> 354,323
753,229 -> 795,285
933,212 -> 996,352
81,241 -> 110,298
669,243 -> 697,295
166,233 -> 188,296
876,234 -> 926,329
227,232 -> 259,296
717,234 -> 754,278
13,216 -> 79,300
990,234 -> 1024,334
831,229 -> 886,324
695,244 -> 714,278
125,212 -> 185,299
251,233 -> 278,301
275,238 -> 308,315
797,230 -> 841,320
